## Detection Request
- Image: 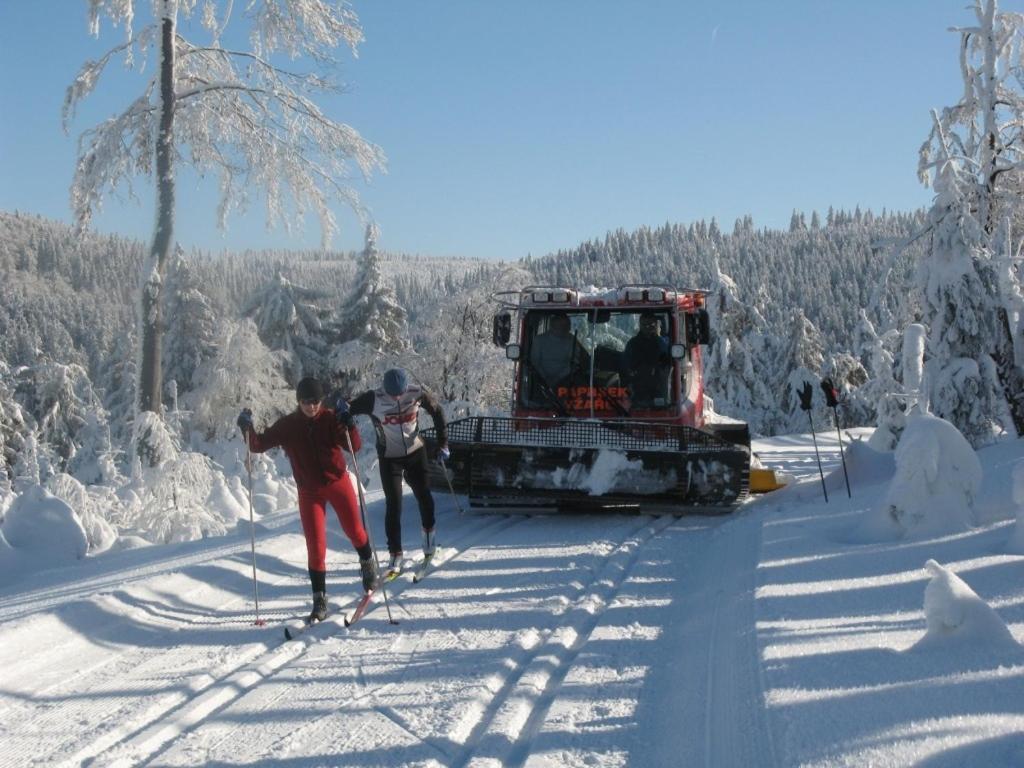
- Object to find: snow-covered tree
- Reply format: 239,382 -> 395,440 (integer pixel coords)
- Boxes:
916,0 -> 1024,440
332,224 -> 411,392
13,360 -> 107,476
779,310 -> 829,433
163,248 -> 218,395
856,310 -> 906,450
183,318 -> 293,441
340,224 -> 410,354
417,294 -> 507,413
703,267 -> 776,435
0,361 -> 30,481
242,272 -> 340,383
64,0 -> 386,414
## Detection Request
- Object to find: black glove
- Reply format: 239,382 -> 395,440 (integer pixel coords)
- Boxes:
797,382 -> 814,412
820,378 -> 840,408
333,396 -> 354,426
237,408 -> 254,433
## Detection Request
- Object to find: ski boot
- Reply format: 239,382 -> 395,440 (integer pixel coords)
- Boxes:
422,527 -> 436,558
385,551 -> 404,578
359,557 -> 378,592
309,590 -> 328,623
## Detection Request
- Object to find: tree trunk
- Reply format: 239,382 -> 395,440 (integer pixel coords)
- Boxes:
138,4 -> 177,414
994,307 -> 1024,434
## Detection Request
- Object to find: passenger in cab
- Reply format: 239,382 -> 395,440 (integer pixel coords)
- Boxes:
625,313 -> 671,406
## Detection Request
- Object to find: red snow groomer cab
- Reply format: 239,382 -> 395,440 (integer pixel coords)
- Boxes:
423,285 -> 752,513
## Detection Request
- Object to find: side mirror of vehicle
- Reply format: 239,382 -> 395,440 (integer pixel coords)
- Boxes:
493,313 -> 512,346
505,343 -> 521,361
698,309 -> 710,345
670,343 -> 686,359
685,310 -> 711,346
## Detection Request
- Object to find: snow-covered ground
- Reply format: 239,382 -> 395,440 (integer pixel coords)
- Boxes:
1,429 -> 1022,767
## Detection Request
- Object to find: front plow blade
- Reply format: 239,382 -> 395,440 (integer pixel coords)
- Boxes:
423,417 -> 749,513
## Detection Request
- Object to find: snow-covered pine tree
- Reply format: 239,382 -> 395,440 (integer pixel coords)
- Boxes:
64,0 -> 385,415
0,360 -> 30,484
241,272 -> 339,384
163,248 -> 218,395
341,224 -> 410,353
856,309 -> 906,450
703,265 -> 776,435
779,309 -> 829,433
14,360 -> 106,476
333,224 -> 411,391
916,0 -> 1024,441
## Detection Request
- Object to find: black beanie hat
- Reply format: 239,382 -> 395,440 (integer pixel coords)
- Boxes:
296,377 -> 324,402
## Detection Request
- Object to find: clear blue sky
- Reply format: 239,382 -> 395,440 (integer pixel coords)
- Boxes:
0,1 -> 1009,261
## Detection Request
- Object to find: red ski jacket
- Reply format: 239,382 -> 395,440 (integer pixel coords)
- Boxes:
245,407 -> 362,490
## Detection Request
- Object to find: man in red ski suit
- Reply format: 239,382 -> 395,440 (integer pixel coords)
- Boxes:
238,377 -> 377,622
338,368 -> 447,574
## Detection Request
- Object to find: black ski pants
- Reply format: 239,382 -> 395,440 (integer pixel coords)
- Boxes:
380,447 -> 435,556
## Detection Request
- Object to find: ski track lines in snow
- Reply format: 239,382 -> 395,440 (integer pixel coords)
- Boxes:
35,513 -> 520,768
0,531 -> 314,768
0,492 -> 776,767
447,515 -> 674,768
133,514 -> 660,767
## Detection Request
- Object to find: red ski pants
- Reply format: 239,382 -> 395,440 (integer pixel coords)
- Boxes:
297,475 -> 368,572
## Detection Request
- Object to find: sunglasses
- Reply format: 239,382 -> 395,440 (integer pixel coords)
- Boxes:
300,398 -> 321,406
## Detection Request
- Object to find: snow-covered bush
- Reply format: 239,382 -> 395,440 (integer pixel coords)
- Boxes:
129,453 -> 231,544
859,414 -> 982,539
44,472 -> 118,554
1,484 -> 88,563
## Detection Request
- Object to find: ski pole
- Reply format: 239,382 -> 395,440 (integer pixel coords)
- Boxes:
243,438 -> 266,626
343,428 -> 398,626
438,456 -> 465,517
797,382 -> 828,503
821,379 -> 851,498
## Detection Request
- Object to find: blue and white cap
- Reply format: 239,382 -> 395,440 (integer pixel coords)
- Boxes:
382,368 -> 409,396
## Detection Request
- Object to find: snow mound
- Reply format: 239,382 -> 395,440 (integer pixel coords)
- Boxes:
858,414 -> 981,540
827,437 -> 895,491
1010,460 -> 1024,554
207,476 -> 249,522
909,560 -> 1021,654
1,485 -> 88,563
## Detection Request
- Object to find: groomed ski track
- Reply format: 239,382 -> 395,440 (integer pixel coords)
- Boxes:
0,443 -> 804,767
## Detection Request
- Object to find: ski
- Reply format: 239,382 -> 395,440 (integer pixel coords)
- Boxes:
343,589 -> 375,627
409,552 -> 438,581
382,567 -> 403,583
283,614 -> 323,641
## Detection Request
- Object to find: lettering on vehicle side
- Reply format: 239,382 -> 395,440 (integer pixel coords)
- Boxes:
555,386 -> 629,412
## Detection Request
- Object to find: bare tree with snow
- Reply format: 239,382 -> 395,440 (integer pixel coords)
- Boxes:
64,0 -> 386,420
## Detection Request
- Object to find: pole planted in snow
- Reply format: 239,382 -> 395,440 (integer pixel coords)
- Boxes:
242,435 -> 266,626
797,381 -> 828,503
821,379 -> 851,498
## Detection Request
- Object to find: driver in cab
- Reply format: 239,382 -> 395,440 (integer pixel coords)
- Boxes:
529,312 -> 589,388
